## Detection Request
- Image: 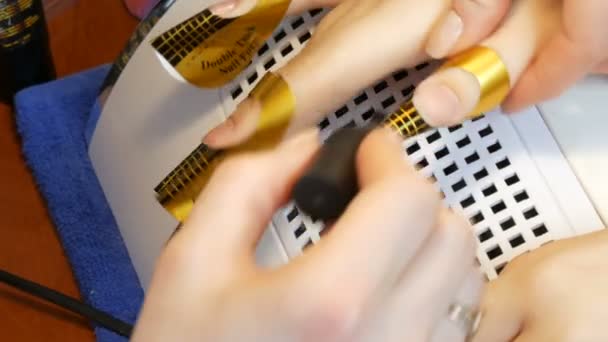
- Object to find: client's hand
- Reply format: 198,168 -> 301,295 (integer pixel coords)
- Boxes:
471,228 -> 608,342
131,128 -> 484,341
416,0 -> 608,125
201,0 -> 510,148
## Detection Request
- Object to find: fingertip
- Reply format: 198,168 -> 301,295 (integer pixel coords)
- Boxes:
202,116 -> 235,146
355,127 -> 408,180
413,80 -> 463,127
500,97 -> 525,114
456,0 -> 513,52
426,0 -> 513,60
425,10 -> 464,59
202,99 -> 261,148
209,0 -> 256,17
414,67 -> 482,127
209,0 -> 237,16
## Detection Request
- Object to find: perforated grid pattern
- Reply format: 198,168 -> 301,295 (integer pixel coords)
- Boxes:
215,9 -> 569,280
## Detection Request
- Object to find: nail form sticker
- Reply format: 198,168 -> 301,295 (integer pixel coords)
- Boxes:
150,0 -> 292,88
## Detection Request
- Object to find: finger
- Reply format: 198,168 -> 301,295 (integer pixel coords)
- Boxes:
502,31 -> 599,113
470,278 -> 523,342
426,0 -> 513,59
503,0 -> 608,112
392,210 -> 479,340
287,128 -> 441,313
172,129 -> 321,264
209,0 -> 343,17
413,0 -> 562,127
203,0 -> 452,148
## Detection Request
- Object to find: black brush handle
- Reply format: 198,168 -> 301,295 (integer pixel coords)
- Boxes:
292,125 -> 376,220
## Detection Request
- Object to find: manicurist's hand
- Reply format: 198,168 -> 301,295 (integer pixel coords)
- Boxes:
131,128 -> 484,341
470,228 -> 608,342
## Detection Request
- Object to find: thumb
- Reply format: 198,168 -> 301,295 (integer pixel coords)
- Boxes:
179,129 -> 321,263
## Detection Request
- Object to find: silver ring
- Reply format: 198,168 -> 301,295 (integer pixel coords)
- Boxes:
447,303 -> 482,340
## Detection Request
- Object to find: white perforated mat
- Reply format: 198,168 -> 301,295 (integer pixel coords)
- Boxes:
213,8 -> 603,280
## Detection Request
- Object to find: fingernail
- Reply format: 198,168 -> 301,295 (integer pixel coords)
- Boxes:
210,0 -> 238,15
413,82 -> 462,126
426,10 -> 463,59
203,118 -> 234,145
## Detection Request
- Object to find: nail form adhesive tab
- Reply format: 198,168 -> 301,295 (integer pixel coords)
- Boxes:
154,72 -> 296,221
150,0 -> 292,88
440,46 -> 511,118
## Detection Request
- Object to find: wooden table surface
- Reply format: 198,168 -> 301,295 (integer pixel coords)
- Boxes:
0,1 -> 138,340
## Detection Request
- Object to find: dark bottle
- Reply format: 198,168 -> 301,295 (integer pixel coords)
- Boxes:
0,0 -> 56,104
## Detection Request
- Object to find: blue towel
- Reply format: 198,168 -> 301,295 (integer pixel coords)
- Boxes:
13,64 -> 144,342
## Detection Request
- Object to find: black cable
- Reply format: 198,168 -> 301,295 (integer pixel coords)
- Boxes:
0,268 -> 133,338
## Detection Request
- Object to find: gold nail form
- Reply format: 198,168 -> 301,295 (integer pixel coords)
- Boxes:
150,0 -> 292,88
440,46 -> 511,119
385,46 -> 510,138
154,72 -> 296,221
154,45 -> 510,221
